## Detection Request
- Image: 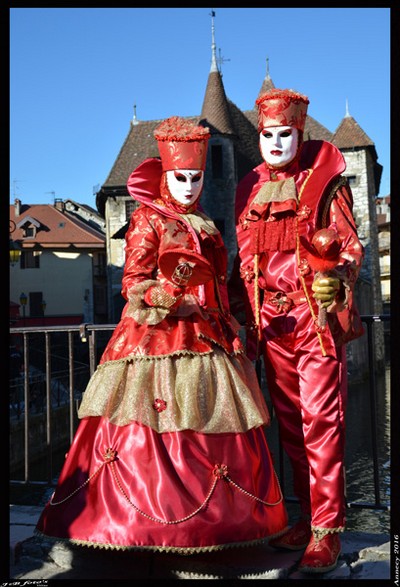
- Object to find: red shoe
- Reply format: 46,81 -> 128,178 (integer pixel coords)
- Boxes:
298,533 -> 341,573
268,518 -> 311,551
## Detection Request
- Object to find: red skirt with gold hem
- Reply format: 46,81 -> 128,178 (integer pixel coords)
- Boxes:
35,417 -> 288,552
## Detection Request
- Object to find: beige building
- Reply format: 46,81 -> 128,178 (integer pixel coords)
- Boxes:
10,198 -> 107,325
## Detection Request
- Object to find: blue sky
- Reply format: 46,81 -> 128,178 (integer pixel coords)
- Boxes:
10,7 -> 391,208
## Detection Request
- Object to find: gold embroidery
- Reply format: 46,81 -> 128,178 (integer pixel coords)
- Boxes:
312,526 -> 344,541
252,176 -> 298,206
297,169 -> 313,201
180,211 -> 220,235
294,168 -> 327,356
125,280 -> 170,325
77,348 -> 270,432
149,286 -> 180,308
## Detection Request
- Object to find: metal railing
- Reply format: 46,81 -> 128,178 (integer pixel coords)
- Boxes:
9,315 -> 390,514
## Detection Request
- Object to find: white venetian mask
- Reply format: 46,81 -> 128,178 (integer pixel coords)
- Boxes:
259,126 -> 299,168
166,169 -> 204,206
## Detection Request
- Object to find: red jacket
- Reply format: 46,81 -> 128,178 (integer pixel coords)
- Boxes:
101,158 -> 243,363
234,140 -> 365,357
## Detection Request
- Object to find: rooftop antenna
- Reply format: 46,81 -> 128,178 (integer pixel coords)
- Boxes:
46,191 -> 56,203
12,179 -> 23,199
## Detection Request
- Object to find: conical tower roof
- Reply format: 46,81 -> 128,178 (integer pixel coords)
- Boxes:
331,101 -> 374,148
331,115 -> 374,148
200,70 -> 235,135
331,102 -> 382,194
246,58 -> 332,142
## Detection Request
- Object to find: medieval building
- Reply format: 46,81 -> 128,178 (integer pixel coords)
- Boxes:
95,13 -> 384,368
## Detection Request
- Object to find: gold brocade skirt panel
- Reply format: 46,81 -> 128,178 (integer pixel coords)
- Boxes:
78,347 -> 270,433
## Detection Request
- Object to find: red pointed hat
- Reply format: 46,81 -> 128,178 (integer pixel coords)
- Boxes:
256,89 -> 309,132
154,116 -> 211,171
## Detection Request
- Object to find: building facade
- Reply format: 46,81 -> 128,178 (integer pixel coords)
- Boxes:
10,198 -> 107,326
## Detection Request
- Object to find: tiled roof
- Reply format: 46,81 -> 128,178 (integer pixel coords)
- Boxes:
303,115 -> 333,142
101,108 -> 333,198
98,68 -> 370,207
331,115 -> 374,149
10,203 -> 105,249
103,120 -> 161,187
229,101 -> 263,176
257,74 -> 275,99
103,115 -> 205,188
200,70 -> 235,135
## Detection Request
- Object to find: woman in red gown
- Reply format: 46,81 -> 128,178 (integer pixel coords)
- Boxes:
35,116 -> 288,553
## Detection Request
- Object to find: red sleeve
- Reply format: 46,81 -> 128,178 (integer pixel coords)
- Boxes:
121,207 -> 159,300
328,183 -> 364,280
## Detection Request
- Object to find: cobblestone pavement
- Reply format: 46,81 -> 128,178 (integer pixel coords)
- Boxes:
7,505 -> 391,581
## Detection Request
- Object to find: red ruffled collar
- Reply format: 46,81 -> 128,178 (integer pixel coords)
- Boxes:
126,157 -> 200,215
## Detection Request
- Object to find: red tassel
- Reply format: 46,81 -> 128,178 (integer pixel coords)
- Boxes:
261,216 -> 296,251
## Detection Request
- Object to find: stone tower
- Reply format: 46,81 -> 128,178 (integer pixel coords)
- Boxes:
331,102 -> 383,315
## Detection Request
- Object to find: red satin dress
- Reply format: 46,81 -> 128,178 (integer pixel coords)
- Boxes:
235,141 -> 364,535
35,158 -> 288,553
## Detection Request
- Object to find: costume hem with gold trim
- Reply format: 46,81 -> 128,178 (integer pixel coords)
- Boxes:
36,417 -> 288,550
34,529 -> 289,554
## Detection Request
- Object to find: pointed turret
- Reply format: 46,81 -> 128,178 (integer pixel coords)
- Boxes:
250,58 -> 331,142
331,101 -> 374,149
331,100 -> 382,312
256,57 -> 275,99
199,10 -> 234,135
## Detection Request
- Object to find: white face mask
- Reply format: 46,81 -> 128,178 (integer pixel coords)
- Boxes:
166,169 -> 204,206
259,126 -> 299,168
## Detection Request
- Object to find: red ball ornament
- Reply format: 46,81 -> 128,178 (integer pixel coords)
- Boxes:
311,228 -> 341,260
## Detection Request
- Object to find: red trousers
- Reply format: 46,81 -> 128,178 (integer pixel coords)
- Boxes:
261,304 -> 347,531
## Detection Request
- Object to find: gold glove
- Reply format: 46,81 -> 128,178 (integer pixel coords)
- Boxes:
144,283 -> 183,309
312,277 -> 341,309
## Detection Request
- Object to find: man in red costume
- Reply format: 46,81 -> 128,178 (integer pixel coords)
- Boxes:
232,89 -> 365,573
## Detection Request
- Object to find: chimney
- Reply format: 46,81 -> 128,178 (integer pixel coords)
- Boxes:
54,198 -> 65,212
14,198 -> 21,217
